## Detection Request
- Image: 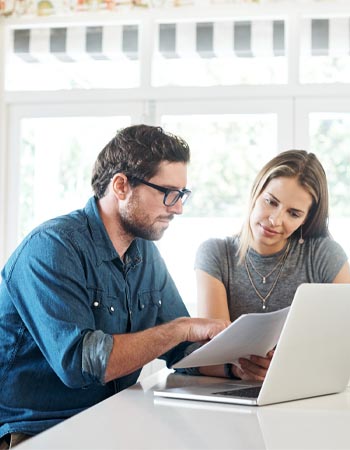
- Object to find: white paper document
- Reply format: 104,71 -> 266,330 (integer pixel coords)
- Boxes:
173,307 -> 290,369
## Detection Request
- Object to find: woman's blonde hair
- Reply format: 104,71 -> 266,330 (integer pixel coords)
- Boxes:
238,150 -> 330,262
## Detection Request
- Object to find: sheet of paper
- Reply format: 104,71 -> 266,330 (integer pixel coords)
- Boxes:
173,306 -> 290,369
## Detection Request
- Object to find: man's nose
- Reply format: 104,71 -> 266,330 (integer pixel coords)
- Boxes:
167,199 -> 183,215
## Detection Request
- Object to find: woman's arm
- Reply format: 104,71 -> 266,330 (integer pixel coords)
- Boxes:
196,269 -> 230,320
195,269 -> 273,381
333,261 -> 350,283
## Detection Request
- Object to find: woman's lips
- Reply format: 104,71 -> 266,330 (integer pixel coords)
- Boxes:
259,223 -> 281,236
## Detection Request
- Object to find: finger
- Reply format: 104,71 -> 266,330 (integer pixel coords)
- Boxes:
266,349 -> 275,358
249,355 -> 272,369
233,361 -> 265,381
206,319 -> 230,340
239,358 -> 268,378
232,365 -> 246,380
239,367 -> 266,382
237,369 -> 265,381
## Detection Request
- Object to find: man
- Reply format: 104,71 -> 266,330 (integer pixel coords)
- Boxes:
0,124 -> 228,448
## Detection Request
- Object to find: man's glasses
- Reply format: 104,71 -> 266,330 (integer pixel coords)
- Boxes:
131,176 -> 192,207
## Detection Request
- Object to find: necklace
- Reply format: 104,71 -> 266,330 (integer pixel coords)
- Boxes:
245,240 -> 291,310
246,250 -> 285,284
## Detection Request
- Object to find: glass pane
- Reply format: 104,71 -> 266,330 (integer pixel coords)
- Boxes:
164,114 -> 278,218
6,59 -> 140,91
158,114 -> 278,314
300,18 -> 350,84
19,116 -> 130,239
309,112 -> 350,257
153,55 -> 287,87
300,55 -> 350,84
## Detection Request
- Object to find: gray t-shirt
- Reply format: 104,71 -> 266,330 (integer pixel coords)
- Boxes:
195,236 -> 348,321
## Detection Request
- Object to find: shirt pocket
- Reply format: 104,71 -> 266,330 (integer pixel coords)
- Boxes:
88,287 -> 123,334
137,290 -> 162,330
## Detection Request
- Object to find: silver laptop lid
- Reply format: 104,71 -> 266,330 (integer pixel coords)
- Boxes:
154,284 -> 350,406
257,283 -> 350,405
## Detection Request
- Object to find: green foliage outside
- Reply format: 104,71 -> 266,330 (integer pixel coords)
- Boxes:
163,116 -> 277,218
19,114 -> 350,240
310,116 -> 350,217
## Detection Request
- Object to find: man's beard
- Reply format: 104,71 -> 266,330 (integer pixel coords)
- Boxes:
120,215 -> 168,241
119,194 -> 173,241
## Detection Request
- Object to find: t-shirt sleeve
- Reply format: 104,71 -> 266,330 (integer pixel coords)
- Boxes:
312,237 -> 348,282
194,238 -> 227,284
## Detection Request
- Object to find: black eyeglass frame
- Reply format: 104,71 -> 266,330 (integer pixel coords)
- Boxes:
130,176 -> 191,207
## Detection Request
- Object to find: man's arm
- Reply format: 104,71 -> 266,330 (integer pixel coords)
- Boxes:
104,317 -> 229,383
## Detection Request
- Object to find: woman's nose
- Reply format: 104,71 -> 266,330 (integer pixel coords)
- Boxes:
268,211 -> 283,226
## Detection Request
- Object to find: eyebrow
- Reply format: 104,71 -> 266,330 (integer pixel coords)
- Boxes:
266,192 -> 306,214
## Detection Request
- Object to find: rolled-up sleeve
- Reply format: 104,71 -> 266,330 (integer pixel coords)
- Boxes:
82,330 -> 113,384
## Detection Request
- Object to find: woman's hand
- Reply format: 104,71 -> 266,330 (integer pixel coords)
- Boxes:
233,349 -> 275,381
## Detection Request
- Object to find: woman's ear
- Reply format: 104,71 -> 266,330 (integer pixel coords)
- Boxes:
111,173 -> 129,200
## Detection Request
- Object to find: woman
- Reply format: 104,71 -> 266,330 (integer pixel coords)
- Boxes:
195,150 -> 350,381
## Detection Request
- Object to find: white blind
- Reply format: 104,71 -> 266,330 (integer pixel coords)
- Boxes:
11,25 -> 139,62
157,20 -> 286,59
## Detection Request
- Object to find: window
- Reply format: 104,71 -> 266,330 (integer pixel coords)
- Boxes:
153,19 -> 287,86
309,112 -> 350,257
19,115 -> 130,238
2,2 -> 350,314
295,99 -> 350,259
300,17 -> 350,84
157,111 -> 278,314
6,24 -> 140,90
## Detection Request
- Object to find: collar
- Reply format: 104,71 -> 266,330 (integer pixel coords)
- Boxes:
83,197 -> 142,268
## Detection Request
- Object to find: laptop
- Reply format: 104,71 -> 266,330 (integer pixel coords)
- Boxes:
154,283 -> 350,406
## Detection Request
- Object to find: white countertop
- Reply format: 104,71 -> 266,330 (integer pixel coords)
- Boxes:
18,368 -> 350,450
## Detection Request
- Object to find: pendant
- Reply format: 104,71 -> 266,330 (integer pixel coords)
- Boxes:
262,277 -> 266,284
262,304 -> 266,310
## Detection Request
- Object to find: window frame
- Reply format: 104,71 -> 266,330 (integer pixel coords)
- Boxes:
2,100 -> 144,262
1,1 -> 350,266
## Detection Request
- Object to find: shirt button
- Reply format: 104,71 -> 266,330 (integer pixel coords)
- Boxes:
110,306 -> 115,313
93,301 -> 99,307
158,300 -> 162,305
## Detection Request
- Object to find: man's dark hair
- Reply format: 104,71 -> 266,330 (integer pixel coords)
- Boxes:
91,124 -> 190,199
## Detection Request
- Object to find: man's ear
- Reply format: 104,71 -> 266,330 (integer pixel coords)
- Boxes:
111,173 -> 129,200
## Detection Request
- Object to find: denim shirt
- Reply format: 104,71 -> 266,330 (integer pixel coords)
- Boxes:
0,197 -> 190,437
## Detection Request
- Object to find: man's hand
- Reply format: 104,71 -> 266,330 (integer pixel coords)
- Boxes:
177,317 -> 230,343
105,316 -> 229,383
232,349 -> 274,381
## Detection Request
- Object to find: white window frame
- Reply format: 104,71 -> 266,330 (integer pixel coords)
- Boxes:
1,1 -> 350,380
295,98 -> 350,149
155,98 -> 294,152
2,0 -> 350,265
2,99 -> 145,262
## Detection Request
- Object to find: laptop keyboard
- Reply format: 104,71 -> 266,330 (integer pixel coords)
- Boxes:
212,386 -> 262,398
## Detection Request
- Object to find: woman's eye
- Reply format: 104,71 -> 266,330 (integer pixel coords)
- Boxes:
264,197 -> 275,206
